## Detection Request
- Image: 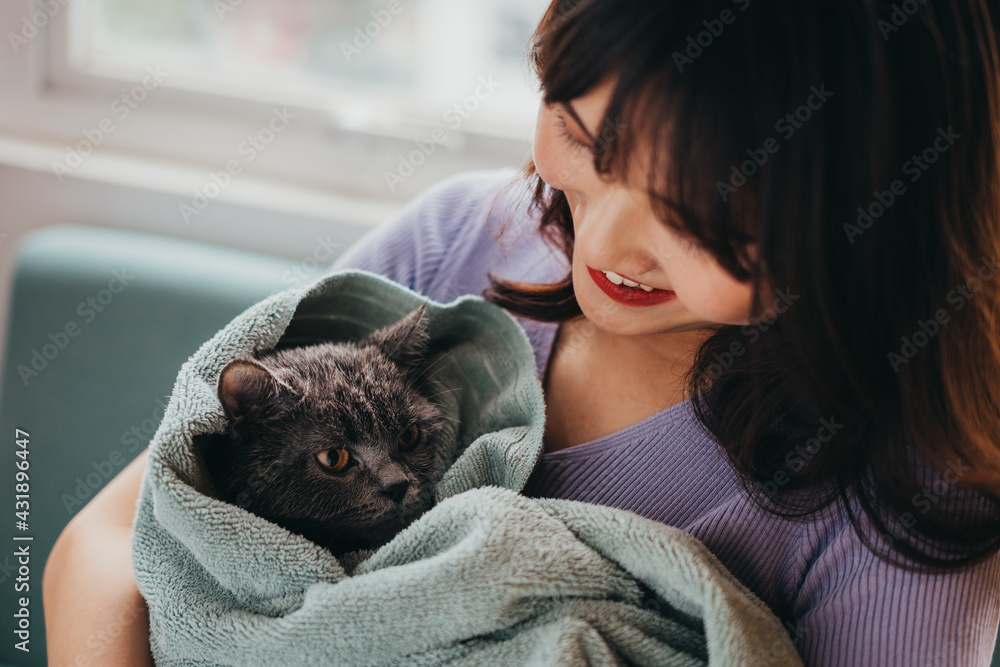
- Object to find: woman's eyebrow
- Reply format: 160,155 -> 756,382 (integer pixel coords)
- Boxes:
563,102 -> 597,144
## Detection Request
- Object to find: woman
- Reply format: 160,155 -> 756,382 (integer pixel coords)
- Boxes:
44,0 -> 1000,664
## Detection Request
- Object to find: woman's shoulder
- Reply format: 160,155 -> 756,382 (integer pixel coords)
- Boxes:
399,167 -> 529,236
322,167 -> 548,300
776,486 -> 1000,665
678,467 -> 999,664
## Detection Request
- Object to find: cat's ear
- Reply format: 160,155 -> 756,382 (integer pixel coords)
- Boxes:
362,302 -> 433,371
217,358 -> 298,423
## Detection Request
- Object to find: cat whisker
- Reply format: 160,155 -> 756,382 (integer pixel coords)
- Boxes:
412,351 -> 448,377
417,366 -> 452,392
410,351 -> 452,387
425,387 -> 463,400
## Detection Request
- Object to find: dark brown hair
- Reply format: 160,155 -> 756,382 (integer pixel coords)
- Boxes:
483,0 -> 1000,570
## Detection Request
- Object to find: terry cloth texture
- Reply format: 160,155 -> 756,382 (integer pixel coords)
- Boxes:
131,268 -> 802,667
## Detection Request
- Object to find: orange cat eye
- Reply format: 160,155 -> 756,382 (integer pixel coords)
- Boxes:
398,425 -> 420,451
315,448 -> 352,473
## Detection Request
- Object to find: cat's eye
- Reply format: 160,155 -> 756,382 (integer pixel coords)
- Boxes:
315,448 -> 352,473
397,425 -> 420,451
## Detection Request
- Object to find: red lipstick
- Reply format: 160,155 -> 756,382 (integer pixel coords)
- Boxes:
587,266 -> 677,307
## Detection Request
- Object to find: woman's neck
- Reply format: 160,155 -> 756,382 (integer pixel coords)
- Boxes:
540,318 -> 714,453
572,315 -> 710,379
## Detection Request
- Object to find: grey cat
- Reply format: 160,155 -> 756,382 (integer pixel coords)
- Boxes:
199,303 -> 454,558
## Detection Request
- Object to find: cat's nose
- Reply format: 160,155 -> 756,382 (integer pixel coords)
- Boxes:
379,481 -> 408,504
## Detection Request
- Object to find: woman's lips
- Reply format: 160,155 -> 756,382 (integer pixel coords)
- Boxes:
587,266 -> 678,307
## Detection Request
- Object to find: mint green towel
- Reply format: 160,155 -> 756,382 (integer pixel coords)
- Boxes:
131,269 -> 803,666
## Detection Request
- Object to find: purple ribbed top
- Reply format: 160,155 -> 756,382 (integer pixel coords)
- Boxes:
323,168 -> 1000,666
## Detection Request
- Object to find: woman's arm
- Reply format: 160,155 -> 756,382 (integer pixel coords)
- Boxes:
320,168 -> 521,297
42,448 -> 154,667
790,523 -> 1000,666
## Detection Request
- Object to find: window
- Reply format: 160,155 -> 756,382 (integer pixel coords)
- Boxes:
2,0 -> 547,217
82,0 -> 545,125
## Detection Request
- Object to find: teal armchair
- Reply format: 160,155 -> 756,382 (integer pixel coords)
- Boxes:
0,225 -> 300,666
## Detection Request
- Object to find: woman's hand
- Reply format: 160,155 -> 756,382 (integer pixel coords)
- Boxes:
42,448 -> 154,667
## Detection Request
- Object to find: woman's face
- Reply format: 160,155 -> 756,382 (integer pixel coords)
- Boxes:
532,77 -> 757,335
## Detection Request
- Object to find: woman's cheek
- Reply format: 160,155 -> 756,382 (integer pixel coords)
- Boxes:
533,143 -> 564,191
669,262 -> 755,326
533,117 -> 593,192
532,111 -> 568,190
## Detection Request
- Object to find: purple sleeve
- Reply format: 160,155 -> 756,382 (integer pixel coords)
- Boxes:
791,516 -> 1000,666
322,168 -> 519,297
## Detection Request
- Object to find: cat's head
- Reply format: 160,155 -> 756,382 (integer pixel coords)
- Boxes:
204,303 -> 451,555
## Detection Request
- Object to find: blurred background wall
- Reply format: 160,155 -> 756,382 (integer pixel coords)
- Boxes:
0,0 -> 548,366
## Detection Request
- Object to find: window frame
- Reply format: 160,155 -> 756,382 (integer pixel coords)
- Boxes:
0,0 -> 540,210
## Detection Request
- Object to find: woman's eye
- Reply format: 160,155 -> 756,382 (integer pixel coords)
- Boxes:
555,112 -> 591,152
668,225 -> 704,256
397,424 -> 420,451
315,449 -> 352,473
